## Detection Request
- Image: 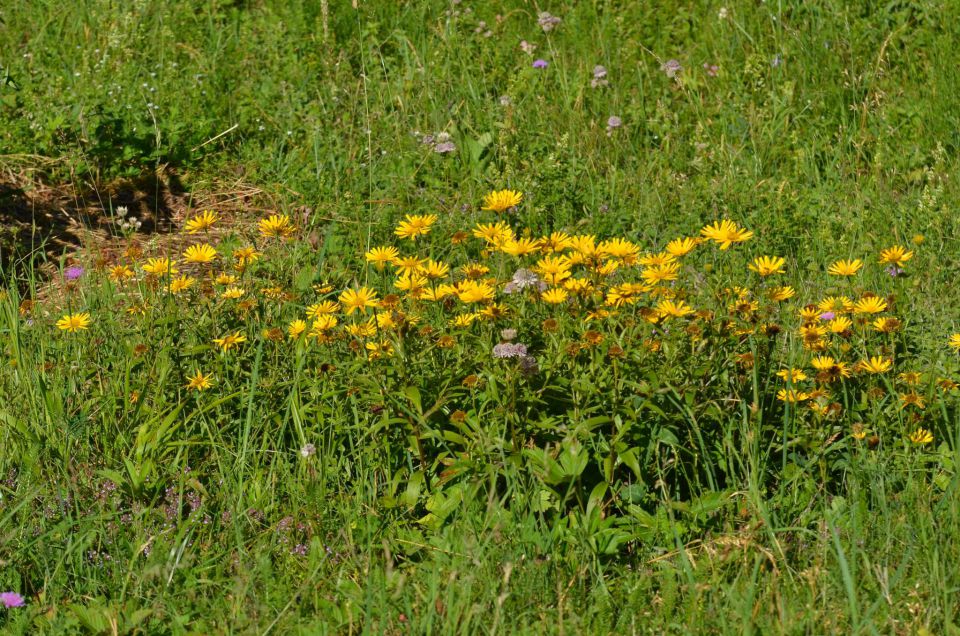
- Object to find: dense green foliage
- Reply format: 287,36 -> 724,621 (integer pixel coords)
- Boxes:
2,1 -> 960,633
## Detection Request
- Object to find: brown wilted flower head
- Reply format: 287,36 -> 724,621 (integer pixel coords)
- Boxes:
436,335 -> 456,349
542,318 -> 559,333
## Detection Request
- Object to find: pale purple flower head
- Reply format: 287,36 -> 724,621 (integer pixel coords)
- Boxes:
500,328 -> 518,341
518,355 -> 539,377
819,311 -> 836,321
299,443 -> 316,458
0,592 -> 25,608
886,265 -> 904,278
606,116 -> 622,133
493,342 -> 528,359
434,141 -> 457,154
64,265 -> 84,280
661,59 -> 682,78
538,12 -> 562,32
591,65 -> 609,88
532,59 -> 548,69
520,40 -> 537,55
703,62 -> 719,77
504,269 -> 545,294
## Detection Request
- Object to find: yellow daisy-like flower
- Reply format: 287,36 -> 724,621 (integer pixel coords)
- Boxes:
541,231 -> 574,253
472,221 -> 514,246
879,245 -> 913,266
258,213 -> 295,239
637,251 -> 676,267
541,288 -> 569,304
654,299 -> 693,319
233,246 -> 261,268
215,273 -> 238,285
420,259 -> 450,279
769,286 -> 796,302
857,356 -> 892,374
776,368 -> 808,382
828,316 -> 853,334
365,339 -> 395,359
288,319 -> 307,339
339,286 -> 379,314
221,286 -> 245,300
109,264 -> 135,282
665,237 -> 698,257
183,243 -> 218,264
641,262 -> 680,285
908,427 -> 933,445
700,219 -> 754,250
142,257 -> 178,277
456,280 -> 495,304
599,238 -> 641,263
184,210 -> 219,234
481,189 -> 523,213
898,372 -> 922,386
872,317 -> 901,333
948,334 -> 960,351
853,296 -> 887,314
306,301 -> 340,318
501,237 -> 542,257
365,246 -> 400,269
310,315 -> 338,333
56,312 -> 92,333
346,318 -> 377,338
213,331 -> 246,351
748,256 -> 786,276
827,259 -> 863,276
185,370 -> 214,391
777,389 -> 809,402
818,296 -> 854,314
169,275 -> 196,294
394,214 -> 438,241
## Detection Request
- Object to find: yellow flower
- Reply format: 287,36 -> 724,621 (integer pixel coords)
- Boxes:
872,317 -> 901,333
213,331 -> 246,351
637,251 -> 676,267
393,255 -> 425,276
777,389 -> 809,402
949,334 -> 960,351
541,231 -> 574,253
215,273 -> 238,285
142,257 -> 178,276
851,423 -> 867,440
456,280 -> 495,304
641,262 -> 680,285
900,392 -> 925,409
818,296 -> 854,314
748,256 -> 786,276
346,318 -> 377,338
857,356 -> 892,374
827,259 -> 863,276
394,273 -> 429,297
828,316 -> 853,334
420,259 -> 450,279
879,245 -> 913,266
700,219 -> 754,250
233,246 -> 261,268
258,213 -> 295,239
898,372 -> 922,386
541,288 -> 569,304
665,237 -> 698,257
339,286 -> 379,314
853,296 -> 887,314
472,221 -> 514,246
769,286 -> 796,302
221,286 -> 245,300
183,243 -> 218,264
656,299 -> 695,319
365,339 -> 395,359
310,315 -> 338,333
109,264 -> 135,282
288,319 -> 307,339
776,368 -> 808,382
185,370 -> 214,391
394,214 -> 437,241
599,238 -> 641,262
184,210 -> 219,234
501,237 -> 542,256
481,189 -> 523,213
306,301 -> 340,318
169,275 -> 196,294
908,427 -> 933,445
365,246 -> 399,269
56,312 -> 92,333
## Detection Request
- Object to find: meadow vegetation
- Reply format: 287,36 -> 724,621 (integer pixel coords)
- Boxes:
1,0 -> 960,633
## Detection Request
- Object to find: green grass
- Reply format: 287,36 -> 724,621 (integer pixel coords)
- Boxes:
2,0 -> 960,633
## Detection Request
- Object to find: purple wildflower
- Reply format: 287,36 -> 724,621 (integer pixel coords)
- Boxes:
591,65 -> 609,88
661,59 -> 682,78
886,265 -> 904,278
64,265 -> 84,280
819,312 -> 836,321
434,141 -> 457,154
606,116 -> 622,134
703,63 -> 719,77
518,355 -> 539,377
500,328 -> 517,341
538,12 -> 562,32
520,40 -> 537,55
493,343 -> 528,359
504,269 -> 545,294
300,443 -> 316,458
532,59 -> 548,69
0,592 -> 25,608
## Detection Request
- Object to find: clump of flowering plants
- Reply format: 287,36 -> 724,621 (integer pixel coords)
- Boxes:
5,195 -> 958,550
